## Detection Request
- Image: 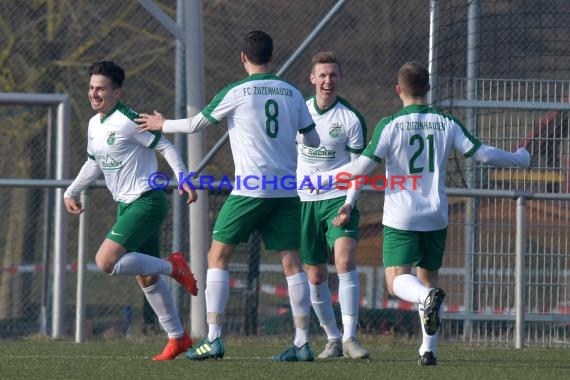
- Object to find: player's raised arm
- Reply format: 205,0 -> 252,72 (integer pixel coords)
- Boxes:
472,144 -> 531,167
136,110 -> 211,134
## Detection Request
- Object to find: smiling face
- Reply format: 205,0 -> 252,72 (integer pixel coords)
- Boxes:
88,74 -> 122,116
310,62 -> 342,109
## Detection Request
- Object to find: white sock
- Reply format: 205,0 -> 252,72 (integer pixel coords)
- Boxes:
338,270 -> 360,341
418,303 -> 439,355
310,281 -> 341,340
205,268 -> 229,341
286,272 -> 310,347
110,252 -> 172,276
392,274 -> 431,304
142,277 -> 183,339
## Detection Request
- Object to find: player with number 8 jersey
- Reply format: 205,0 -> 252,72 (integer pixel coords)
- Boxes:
135,31 -> 320,362
200,72 -> 314,197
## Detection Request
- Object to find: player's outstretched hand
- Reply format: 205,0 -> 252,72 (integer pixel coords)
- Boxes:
135,110 -> 165,132
180,182 -> 198,205
64,196 -> 84,215
332,204 -> 352,227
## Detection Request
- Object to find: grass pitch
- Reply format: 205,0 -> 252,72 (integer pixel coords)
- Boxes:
1,335 -> 569,380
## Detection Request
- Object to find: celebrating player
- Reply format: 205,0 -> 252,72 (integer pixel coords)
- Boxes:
64,61 -> 198,361
297,52 -> 369,359
136,31 -> 320,362
312,61 -> 531,366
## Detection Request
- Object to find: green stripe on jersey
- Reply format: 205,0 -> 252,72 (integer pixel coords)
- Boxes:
363,104 -> 482,161
115,103 -> 139,122
202,74 -> 279,123
202,72 -> 303,124
362,114 -> 391,163
299,123 -> 316,134
148,131 -> 162,149
347,146 -> 364,154
307,95 -> 367,153
337,96 -> 367,152
394,105 -> 480,152
100,102 -> 121,124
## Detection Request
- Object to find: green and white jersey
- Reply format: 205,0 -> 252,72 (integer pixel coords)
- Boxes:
86,103 -> 171,203
297,96 -> 366,201
202,73 -> 315,198
363,104 -> 481,231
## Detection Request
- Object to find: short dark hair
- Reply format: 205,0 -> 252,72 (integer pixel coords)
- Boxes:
311,51 -> 342,75
242,31 -> 273,65
88,61 -> 125,88
398,61 -> 430,97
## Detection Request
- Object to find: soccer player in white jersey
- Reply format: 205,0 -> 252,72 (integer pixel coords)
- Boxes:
136,31 -> 321,362
64,61 -> 199,361
312,61 -> 531,366
297,52 -> 369,359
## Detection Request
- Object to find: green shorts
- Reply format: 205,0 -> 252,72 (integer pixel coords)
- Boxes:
213,194 -> 301,251
300,197 -> 360,265
382,226 -> 447,271
107,190 -> 168,257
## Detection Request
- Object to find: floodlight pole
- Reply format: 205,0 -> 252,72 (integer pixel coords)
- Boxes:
138,0 -> 208,337
463,0 -> 481,343
184,0 -> 209,338
514,196 -> 526,349
169,0 -> 189,326
75,190 -> 89,342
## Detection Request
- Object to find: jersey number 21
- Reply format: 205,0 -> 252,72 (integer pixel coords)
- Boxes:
409,133 -> 435,174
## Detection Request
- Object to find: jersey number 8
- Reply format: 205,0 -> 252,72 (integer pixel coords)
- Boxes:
265,99 -> 279,138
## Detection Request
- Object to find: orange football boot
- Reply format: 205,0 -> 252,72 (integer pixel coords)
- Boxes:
153,332 -> 192,361
166,252 -> 198,296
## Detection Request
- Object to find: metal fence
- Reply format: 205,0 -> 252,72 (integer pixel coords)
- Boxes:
1,0 -> 570,347
435,77 -> 570,347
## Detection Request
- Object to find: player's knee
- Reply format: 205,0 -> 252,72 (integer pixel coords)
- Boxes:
207,243 -> 233,269
335,257 -> 355,273
308,270 -> 328,285
137,274 -> 158,287
303,263 -> 327,284
280,251 -> 303,274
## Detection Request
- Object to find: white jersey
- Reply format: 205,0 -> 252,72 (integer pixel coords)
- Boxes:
202,73 -> 315,198
86,103 -> 183,203
297,96 -> 366,201
363,104 -> 481,231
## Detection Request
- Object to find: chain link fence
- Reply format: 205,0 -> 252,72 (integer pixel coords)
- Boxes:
1,0 -> 570,346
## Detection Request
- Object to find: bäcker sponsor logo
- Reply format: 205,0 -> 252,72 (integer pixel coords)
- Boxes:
98,155 -> 123,171
301,146 -> 336,161
147,172 -> 422,192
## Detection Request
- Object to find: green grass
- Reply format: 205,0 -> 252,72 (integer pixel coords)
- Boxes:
1,335 -> 569,380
